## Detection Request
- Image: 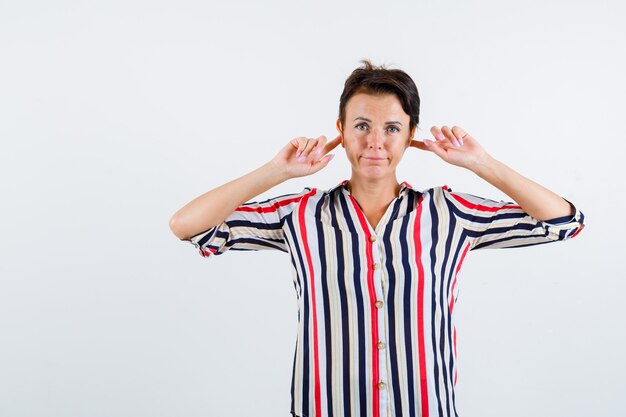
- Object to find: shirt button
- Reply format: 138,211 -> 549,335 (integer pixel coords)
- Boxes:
378,381 -> 386,389
372,263 -> 380,270
377,341 -> 386,350
369,235 -> 377,242
375,300 -> 383,308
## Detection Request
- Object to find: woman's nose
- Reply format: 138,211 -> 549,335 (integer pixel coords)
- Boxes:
367,131 -> 384,149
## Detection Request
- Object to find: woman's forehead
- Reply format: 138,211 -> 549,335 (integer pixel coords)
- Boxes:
345,92 -> 408,121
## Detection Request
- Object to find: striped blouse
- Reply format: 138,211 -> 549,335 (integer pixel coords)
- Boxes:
183,180 -> 585,417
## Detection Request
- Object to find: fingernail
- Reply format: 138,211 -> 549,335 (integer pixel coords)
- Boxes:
328,154 -> 335,161
298,156 -> 306,162
316,148 -> 322,155
437,134 -> 445,141
424,139 -> 431,146
296,151 -> 301,158
453,140 -> 461,147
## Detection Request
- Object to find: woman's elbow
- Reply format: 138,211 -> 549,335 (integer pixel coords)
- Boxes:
169,214 -> 190,240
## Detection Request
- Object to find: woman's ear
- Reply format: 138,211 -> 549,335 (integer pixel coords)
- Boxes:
335,118 -> 345,148
405,125 -> 417,148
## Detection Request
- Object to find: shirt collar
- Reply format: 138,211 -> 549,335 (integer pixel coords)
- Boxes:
327,179 -> 416,197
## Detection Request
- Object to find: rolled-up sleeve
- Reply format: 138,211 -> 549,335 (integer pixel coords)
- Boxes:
183,188 -> 311,258
443,187 -> 585,250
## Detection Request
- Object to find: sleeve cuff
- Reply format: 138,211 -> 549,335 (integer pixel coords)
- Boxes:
542,199 -> 582,225
181,226 -> 220,258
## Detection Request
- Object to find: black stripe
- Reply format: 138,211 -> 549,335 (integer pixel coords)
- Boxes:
436,202 -> 455,416
443,237 -> 468,417
472,234 -> 554,250
288,249 -> 303,300
216,229 -> 284,241
196,227 -> 220,247
285,213 -> 303,415
281,200 -> 302,269
542,213 -> 576,224
315,196 -> 335,417
339,193 -> 367,416
284,214 -> 310,415
329,191 -> 352,417
399,191 -> 417,417
222,237 -> 286,252
453,231 -> 469,417
225,219 -> 284,229
449,205 -> 529,224
199,226 -> 285,249
187,225 -> 219,241
464,222 -> 543,240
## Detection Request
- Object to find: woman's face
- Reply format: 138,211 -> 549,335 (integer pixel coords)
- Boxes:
336,92 -> 416,181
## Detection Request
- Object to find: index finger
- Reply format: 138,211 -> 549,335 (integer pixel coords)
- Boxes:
323,134 -> 342,153
409,139 -> 430,151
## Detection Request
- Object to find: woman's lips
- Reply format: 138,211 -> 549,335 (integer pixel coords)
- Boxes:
362,156 -> 387,161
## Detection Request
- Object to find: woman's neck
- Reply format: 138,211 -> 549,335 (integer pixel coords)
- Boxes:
346,176 -> 402,208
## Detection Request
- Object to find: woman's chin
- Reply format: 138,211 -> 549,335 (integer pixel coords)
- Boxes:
352,166 -> 393,180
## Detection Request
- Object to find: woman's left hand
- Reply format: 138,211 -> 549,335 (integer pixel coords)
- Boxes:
409,125 -> 490,172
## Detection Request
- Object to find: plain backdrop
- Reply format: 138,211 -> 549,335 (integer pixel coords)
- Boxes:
1,1 -> 624,416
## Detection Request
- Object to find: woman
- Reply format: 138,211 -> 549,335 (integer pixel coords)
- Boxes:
169,60 -> 584,417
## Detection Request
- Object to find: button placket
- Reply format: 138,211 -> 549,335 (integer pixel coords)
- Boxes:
370,232 -> 390,415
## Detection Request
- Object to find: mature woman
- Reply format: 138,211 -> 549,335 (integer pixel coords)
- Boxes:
169,60 -> 584,417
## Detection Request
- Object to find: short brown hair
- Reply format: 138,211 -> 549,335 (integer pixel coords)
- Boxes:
338,59 -> 420,133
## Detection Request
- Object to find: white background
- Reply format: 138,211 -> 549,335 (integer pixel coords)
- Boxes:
1,1 -> 624,416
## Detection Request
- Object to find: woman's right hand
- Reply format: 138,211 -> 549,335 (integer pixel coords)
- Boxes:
270,135 -> 341,180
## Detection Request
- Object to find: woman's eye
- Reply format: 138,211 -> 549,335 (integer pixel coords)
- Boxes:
354,124 -> 399,133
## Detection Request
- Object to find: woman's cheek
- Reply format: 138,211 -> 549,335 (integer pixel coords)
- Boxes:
352,130 -> 366,140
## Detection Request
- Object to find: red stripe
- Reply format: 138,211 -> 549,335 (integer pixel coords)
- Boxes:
450,193 -> 520,213
413,199 -> 429,417
348,195 -> 380,417
449,243 -> 470,389
298,189 -> 322,416
571,224 -> 584,238
236,195 -> 304,213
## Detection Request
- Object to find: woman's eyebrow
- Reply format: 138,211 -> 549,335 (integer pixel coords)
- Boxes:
353,116 -> 402,125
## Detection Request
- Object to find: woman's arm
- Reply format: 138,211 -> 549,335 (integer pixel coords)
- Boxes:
468,154 -> 573,221
169,162 -> 288,241
410,125 -> 574,221
169,135 -> 340,240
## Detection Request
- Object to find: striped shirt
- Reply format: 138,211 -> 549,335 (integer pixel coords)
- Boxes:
183,180 -> 585,417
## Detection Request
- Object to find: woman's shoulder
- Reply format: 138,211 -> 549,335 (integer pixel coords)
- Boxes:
409,183 -> 454,197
